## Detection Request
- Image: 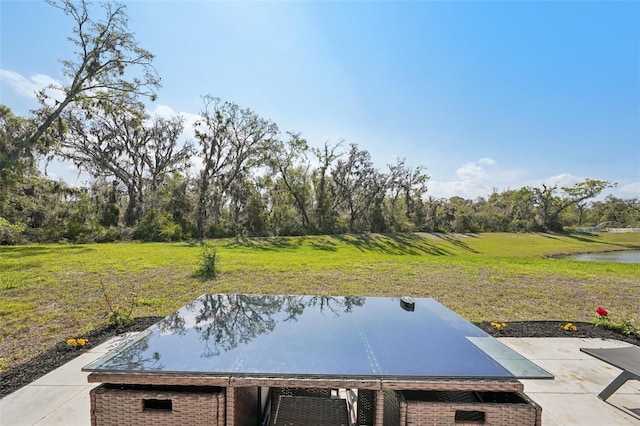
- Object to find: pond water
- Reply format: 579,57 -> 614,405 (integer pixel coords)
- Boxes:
564,250 -> 640,264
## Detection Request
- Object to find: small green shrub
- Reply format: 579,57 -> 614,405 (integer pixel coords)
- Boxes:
195,243 -> 219,279
612,319 -> 637,336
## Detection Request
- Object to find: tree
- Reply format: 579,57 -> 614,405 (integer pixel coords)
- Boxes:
332,144 -> 386,232
153,172 -> 196,234
587,196 -> 640,227
1,175 -> 94,242
533,179 -> 615,231
268,175 -> 308,236
194,96 -> 278,236
0,106 -> 37,196
267,132 -> 313,230
26,0 -> 159,150
91,179 -> 121,227
385,158 -> 429,230
3,0 -> 158,208
311,141 -> 342,233
424,196 -> 444,232
441,196 -> 477,233
478,188 -> 537,232
243,180 -> 269,236
58,97 -> 191,226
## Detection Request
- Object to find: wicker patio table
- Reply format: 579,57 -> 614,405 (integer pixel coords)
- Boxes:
84,294 -> 552,425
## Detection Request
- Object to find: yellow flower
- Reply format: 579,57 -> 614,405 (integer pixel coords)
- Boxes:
77,338 -> 88,346
67,339 -> 77,346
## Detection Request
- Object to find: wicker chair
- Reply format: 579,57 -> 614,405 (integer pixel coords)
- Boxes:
268,387 -> 348,426
397,390 -> 541,426
356,389 -> 375,425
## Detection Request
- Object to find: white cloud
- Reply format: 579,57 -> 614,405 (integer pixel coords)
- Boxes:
527,173 -> 582,189
149,104 -> 177,118
455,160 -> 491,181
477,157 -> 496,166
618,181 -> 640,195
428,162 -> 637,201
427,179 -> 490,200
423,156 -> 602,200
428,157 -> 520,199
0,69 -> 65,105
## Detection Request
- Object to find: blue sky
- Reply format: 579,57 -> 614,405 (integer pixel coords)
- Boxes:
1,0 -> 639,200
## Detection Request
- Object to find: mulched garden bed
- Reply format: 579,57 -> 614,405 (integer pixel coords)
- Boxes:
1,318 -> 638,398
0,316 -> 161,398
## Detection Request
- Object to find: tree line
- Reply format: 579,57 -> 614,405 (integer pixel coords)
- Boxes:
1,0 -> 638,244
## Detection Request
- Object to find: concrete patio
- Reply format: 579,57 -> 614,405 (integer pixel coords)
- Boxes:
500,337 -> 640,425
1,335 -> 639,425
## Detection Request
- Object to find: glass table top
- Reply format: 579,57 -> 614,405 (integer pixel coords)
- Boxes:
84,294 -> 552,380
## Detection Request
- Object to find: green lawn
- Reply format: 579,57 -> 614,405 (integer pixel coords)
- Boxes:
1,232 -> 639,371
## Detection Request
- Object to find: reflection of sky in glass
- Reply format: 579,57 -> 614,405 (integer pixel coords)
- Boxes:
84,294 -> 552,380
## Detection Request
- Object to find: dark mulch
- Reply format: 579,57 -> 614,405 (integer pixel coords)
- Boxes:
1,318 -> 638,398
476,320 -> 640,345
0,316 -> 161,398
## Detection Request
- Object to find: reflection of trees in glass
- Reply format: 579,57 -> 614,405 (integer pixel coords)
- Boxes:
196,294 -> 284,357
156,310 -> 187,336
100,334 -> 164,371
155,294 -> 365,357
306,295 -> 366,317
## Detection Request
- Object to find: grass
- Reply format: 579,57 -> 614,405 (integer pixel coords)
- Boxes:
1,232 -> 639,371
